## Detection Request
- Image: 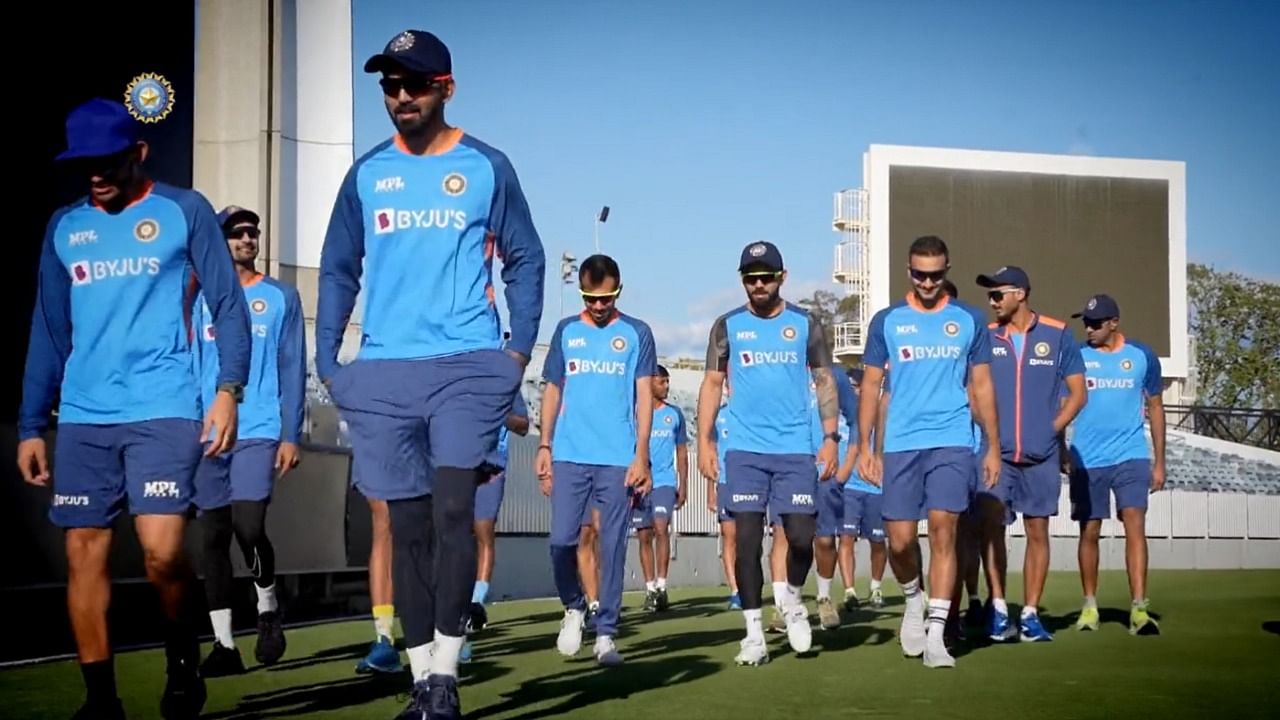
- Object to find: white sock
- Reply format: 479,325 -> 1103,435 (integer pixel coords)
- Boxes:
744,608 -> 764,642
656,577 -> 667,591
927,599 -> 951,641
992,598 -> 1009,615
1084,595 -> 1098,610
772,582 -> 789,609
209,609 -> 234,649
844,586 -> 857,599
594,634 -> 614,651
430,632 -> 464,678
787,584 -> 803,608
406,642 -> 434,682
817,575 -> 833,601
256,584 -> 278,614
1021,605 -> 1038,619
645,580 -> 656,592
870,579 -> 882,593
901,577 -> 921,601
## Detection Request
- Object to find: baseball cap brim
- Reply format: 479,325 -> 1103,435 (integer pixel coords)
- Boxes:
975,274 -> 1005,288
55,137 -> 133,162
363,53 -> 445,75
221,209 -> 260,230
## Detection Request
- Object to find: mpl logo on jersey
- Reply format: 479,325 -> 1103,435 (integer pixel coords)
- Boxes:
993,346 -> 1009,357
736,330 -> 757,340
374,176 -> 405,192
895,324 -> 919,335
372,208 -> 467,234
68,229 -> 98,246
565,358 -> 627,376
567,337 -> 587,349
738,350 -> 799,366
70,256 -> 162,285
898,344 -> 961,362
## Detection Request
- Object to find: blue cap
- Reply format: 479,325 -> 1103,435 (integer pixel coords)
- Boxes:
364,30 -> 452,76
739,241 -> 784,272
1072,294 -> 1121,321
976,265 -> 1031,291
217,205 -> 260,231
56,99 -> 140,161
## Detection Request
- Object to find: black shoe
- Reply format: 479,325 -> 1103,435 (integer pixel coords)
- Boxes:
655,588 -> 670,612
642,590 -> 658,613
200,643 -> 245,677
255,611 -> 287,666
965,598 -> 985,627
71,698 -> 126,720
467,602 -> 488,634
160,657 -> 206,720
393,676 -> 461,720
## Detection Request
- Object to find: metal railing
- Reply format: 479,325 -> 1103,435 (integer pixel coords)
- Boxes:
1166,405 -> 1279,451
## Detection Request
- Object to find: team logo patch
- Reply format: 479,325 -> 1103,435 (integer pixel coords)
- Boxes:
134,219 -> 159,243
374,209 -> 393,234
664,415 -> 674,425
390,31 -> 415,53
748,243 -> 767,257
1120,359 -> 1133,371
611,336 -> 627,352
250,299 -> 268,315
1087,297 -> 1098,310
781,326 -> 797,341
124,73 -> 175,123
71,260 -> 91,285
943,321 -> 960,337
442,173 -> 467,196
1034,341 -> 1051,358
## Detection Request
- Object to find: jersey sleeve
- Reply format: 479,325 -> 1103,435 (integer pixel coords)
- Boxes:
705,314 -> 730,371
541,318 -> 570,388
805,312 -> 833,368
1138,342 -> 1164,396
316,166 -> 364,382
183,191 -> 251,388
633,319 -> 657,379
965,304 -> 993,366
19,209 -> 74,440
278,285 -> 307,443
486,150 -> 546,358
1058,328 -> 1085,378
862,309 -> 889,368
836,372 -> 859,429
673,407 -> 688,446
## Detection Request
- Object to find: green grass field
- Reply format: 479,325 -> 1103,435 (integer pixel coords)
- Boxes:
4,570 -> 1277,719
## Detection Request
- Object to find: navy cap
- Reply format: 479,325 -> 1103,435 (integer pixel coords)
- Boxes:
739,241 -> 784,272
976,265 -> 1030,291
217,205 -> 260,231
847,367 -> 865,385
1072,294 -> 1121,321
364,30 -> 452,76
56,99 -> 141,161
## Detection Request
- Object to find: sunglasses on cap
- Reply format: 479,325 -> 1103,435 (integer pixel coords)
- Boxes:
379,74 -> 452,98
226,227 -> 260,240
580,287 -> 621,305
909,268 -> 948,283
741,271 -> 782,286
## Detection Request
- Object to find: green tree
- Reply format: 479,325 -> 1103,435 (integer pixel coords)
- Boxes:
1187,263 -> 1280,408
796,289 -> 861,367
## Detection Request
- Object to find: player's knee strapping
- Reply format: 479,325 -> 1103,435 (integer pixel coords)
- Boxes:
734,511 -> 766,609
782,513 -> 817,588
201,505 -> 234,610
433,467 -> 481,637
389,496 -> 436,647
231,500 -> 274,587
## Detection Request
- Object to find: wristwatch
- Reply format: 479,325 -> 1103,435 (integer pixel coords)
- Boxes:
216,382 -> 245,403
824,432 -> 841,443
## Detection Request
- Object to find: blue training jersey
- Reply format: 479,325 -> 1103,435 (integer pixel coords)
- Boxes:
706,303 -> 832,456
20,183 -> 251,438
195,276 -> 305,443
650,403 -> 687,488
1070,335 -> 1162,469
489,391 -> 529,469
543,311 -> 657,467
315,133 -> 546,382
863,295 -> 991,453
714,404 -> 731,484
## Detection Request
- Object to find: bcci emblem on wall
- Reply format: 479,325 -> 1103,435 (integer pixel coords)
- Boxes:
443,173 -> 467,196
125,73 -> 175,123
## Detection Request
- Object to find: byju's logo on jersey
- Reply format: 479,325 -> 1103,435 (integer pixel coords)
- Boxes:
70,257 -> 161,285
566,359 -> 580,374
373,208 -> 467,234
374,176 -> 405,193
134,219 -> 159,243
899,345 -> 961,362
567,358 -> 626,376
442,173 -> 467,196
781,326 -> 797,341
71,261 -> 91,285
68,229 -> 98,246
611,336 -> 628,352
1087,376 -> 1135,390
250,299 -> 268,315
739,350 -> 798,366
943,321 -> 960,337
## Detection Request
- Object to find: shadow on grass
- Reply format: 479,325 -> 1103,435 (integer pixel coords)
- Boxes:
1261,621 -> 1279,636
202,673 -> 407,719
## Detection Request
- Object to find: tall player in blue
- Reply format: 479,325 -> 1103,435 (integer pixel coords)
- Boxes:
192,206 -> 305,675
316,30 -> 545,720
537,254 -> 656,666
635,365 -> 689,612
697,241 -> 840,667
1068,294 -> 1165,636
18,99 -> 250,720
857,236 -> 1001,669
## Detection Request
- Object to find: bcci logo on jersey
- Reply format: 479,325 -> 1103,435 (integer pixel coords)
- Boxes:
566,359 -> 626,376
738,350 -> 799,366
134,219 -> 159,243
373,208 -> 468,234
250,299 -> 268,315
1028,341 -> 1055,366
943,321 -> 960,337
70,257 -> 161,285
781,326 -> 797,341
442,173 -> 467,196
611,336 -> 628,352
1120,359 -> 1134,371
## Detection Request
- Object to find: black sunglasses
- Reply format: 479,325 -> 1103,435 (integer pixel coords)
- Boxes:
987,289 -> 1019,303
379,75 -> 447,98
73,148 -> 134,178
1082,317 -> 1111,330
741,271 -> 782,286
909,268 -> 948,283
227,227 -> 260,240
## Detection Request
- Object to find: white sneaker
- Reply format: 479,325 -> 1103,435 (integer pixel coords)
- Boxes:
784,603 -> 813,654
734,637 -> 770,666
816,597 -> 841,630
594,635 -> 624,666
923,634 -> 956,668
557,608 -> 584,657
900,599 -> 926,658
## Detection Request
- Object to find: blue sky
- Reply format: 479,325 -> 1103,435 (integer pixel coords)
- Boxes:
351,0 -> 1279,357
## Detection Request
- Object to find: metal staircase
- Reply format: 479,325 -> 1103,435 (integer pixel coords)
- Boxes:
831,188 -> 871,359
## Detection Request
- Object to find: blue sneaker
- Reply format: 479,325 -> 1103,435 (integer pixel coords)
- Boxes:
1019,613 -> 1053,642
459,641 -> 473,663
728,593 -> 742,610
987,606 -> 1017,642
355,636 -> 403,674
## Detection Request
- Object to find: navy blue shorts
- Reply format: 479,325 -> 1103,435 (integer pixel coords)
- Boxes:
550,462 -> 630,546
1070,459 -> 1151,521
716,481 -> 732,523
815,478 -> 844,537
881,446 -> 974,521
192,438 -> 278,510
475,471 -> 505,522
840,488 -> 886,543
50,420 -> 202,528
1007,453 -> 1062,518
649,486 -> 677,523
631,491 -> 654,530
726,450 -> 818,518
327,351 -> 523,501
